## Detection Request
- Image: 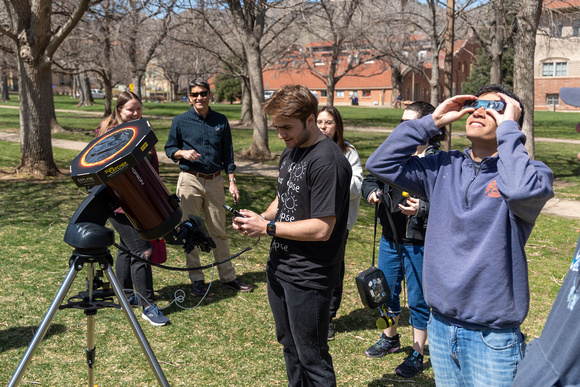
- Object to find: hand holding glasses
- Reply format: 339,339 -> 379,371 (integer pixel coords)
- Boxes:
462,100 -> 506,113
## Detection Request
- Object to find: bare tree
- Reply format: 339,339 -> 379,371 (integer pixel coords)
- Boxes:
175,1 -> 300,159
292,0 -> 391,106
460,0 -> 518,85
372,0 -> 478,106
513,0 -> 543,159
66,0 -> 128,114
370,0 -> 445,105
119,0 -> 176,99
157,20 -> 220,101
0,0 -> 91,176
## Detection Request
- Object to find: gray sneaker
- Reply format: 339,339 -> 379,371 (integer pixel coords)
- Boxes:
365,333 -> 400,358
142,304 -> 169,326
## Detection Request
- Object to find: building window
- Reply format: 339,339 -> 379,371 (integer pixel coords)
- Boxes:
546,94 -> 559,105
336,90 -> 345,98
542,62 -> 567,76
320,90 -> 327,97
573,20 -> 580,37
555,62 -> 567,76
551,22 -> 563,37
362,90 -> 371,97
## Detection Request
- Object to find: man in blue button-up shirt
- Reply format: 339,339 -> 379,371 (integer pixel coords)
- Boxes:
165,78 -> 252,296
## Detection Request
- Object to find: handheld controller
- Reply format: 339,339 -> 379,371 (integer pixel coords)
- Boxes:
223,204 -> 244,218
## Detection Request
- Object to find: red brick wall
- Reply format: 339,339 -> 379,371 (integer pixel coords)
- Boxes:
535,77 -> 580,111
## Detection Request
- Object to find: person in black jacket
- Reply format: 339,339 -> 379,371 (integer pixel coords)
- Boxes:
362,101 -> 443,378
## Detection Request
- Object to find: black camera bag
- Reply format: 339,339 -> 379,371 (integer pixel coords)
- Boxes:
356,205 -> 390,308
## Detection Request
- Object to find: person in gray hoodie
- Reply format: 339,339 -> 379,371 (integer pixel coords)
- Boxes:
366,84 -> 554,386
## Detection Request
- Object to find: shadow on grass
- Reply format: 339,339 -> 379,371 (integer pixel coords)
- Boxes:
367,359 -> 434,386
0,324 -> 67,354
334,307 -> 414,334
155,270 -> 266,315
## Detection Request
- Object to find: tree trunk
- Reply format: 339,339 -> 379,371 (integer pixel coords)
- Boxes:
245,44 -> 270,158
50,111 -> 65,134
490,0 -> 504,84
134,75 -> 144,100
71,73 -> 78,99
77,75 -> 94,107
390,63 -> 402,107
239,78 -> 253,127
325,48 -> 340,107
443,0 -> 455,101
513,0 -> 542,159
1,73 -> 10,101
16,49 -> 60,176
443,0 -> 455,151
430,52 -> 441,106
102,69 -> 113,117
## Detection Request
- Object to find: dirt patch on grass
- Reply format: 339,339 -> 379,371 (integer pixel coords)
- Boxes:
0,168 -> 70,181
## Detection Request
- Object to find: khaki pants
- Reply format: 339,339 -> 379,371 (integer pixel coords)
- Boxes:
176,171 -> 236,283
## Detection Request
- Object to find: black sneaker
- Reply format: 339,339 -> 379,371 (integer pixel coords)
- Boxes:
328,322 -> 335,341
396,350 -> 424,378
365,333 -> 401,358
191,280 -> 209,296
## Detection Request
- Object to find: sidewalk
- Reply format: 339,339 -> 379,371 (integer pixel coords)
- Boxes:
0,131 -> 279,179
1,131 -> 579,219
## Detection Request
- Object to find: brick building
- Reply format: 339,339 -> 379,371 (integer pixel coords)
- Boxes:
262,36 -> 479,107
534,0 -> 580,111
262,42 -> 394,107
400,38 -> 479,103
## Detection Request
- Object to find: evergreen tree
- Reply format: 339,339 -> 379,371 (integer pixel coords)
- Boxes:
213,73 -> 241,104
463,46 -> 514,94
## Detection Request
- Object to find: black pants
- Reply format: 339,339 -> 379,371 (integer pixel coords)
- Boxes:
108,212 -> 155,306
267,271 -> 336,386
329,230 -> 349,319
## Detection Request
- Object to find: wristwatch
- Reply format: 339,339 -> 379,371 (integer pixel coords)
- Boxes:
266,221 -> 276,236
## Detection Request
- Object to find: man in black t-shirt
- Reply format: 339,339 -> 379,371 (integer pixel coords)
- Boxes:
233,85 -> 352,386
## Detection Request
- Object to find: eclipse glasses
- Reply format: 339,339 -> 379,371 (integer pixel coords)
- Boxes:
462,100 -> 506,112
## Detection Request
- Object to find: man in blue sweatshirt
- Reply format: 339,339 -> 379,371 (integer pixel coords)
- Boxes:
366,84 -> 554,386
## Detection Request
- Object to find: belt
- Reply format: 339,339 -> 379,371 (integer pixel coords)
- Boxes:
184,170 -> 221,180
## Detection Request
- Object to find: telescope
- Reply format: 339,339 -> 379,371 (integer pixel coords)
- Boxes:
66,118 -> 215,253
9,119 -> 214,387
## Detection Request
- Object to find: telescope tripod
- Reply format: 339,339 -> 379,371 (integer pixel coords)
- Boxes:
8,227 -> 169,387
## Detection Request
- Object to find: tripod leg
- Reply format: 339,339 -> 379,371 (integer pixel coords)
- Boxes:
8,264 -> 80,387
86,310 -> 96,387
104,265 -> 169,387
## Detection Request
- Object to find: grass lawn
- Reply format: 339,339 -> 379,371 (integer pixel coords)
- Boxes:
0,99 -> 579,386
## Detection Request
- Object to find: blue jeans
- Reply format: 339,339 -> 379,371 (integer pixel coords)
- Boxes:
377,236 -> 429,329
427,312 -> 526,387
267,270 -> 336,387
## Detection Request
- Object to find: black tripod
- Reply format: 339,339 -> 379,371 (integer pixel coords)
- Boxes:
8,223 -> 169,387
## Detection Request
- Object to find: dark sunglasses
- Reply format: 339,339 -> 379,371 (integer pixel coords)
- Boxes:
189,91 -> 209,98
462,100 -> 505,112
